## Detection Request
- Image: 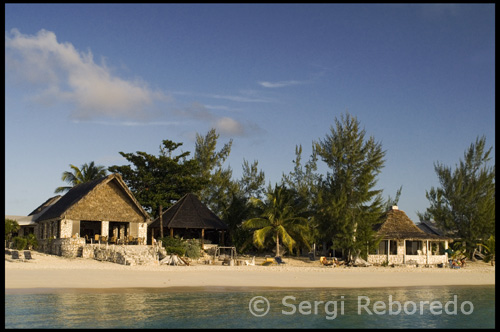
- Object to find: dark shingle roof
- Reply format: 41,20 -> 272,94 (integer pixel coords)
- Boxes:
35,177 -> 106,221
373,207 -> 447,240
28,195 -> 62,216
149,193 -> 228,230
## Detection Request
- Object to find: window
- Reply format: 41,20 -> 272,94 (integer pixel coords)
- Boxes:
376,240 -> 398,255
406,240 -> 422,255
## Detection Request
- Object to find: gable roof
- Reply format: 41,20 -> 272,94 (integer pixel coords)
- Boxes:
149,193 -> 228,230
373,207 -> 447,240
35,173 -> 149,222
28,195 -> 62,217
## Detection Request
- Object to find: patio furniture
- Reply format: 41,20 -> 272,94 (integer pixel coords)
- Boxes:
24,250 -> 33,260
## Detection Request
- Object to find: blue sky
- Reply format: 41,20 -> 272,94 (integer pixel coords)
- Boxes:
5,4 -> 495,224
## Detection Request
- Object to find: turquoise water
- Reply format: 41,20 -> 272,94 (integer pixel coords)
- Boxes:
5,285 -> 495,329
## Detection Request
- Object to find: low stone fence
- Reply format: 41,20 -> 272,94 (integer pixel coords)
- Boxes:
35,238 -> 167,265
82,244 -> 167,266
37,238 -> 86,258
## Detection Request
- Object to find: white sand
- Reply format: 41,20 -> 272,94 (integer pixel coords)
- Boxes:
5,252 -> 495,293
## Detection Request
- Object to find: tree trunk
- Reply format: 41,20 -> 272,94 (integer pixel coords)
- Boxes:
276,233 -> 280,257
159,205 -> 163,239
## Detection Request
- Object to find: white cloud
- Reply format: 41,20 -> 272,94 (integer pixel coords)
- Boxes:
214,117 -> 245,136
258,80 -> 303,88
5,29 -> 170,120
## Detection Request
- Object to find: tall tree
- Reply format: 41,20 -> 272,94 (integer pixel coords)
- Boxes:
420,136 -> 495,259
55,161 -> 108,193
282,144 -> 321,249
108,140 -> 204,217
242,184 -> 310,257
194,128 -> 235,217
314,112 -> 386,263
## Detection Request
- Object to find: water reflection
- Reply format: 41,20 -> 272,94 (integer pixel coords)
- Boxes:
5,286 -> 495,329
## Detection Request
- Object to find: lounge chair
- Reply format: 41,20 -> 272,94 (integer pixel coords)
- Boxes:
275,256 -> 286,265
11,250 -> 20,260
261,257 -> 275,266
245,256 -> 256,266
24,250 -> 33,260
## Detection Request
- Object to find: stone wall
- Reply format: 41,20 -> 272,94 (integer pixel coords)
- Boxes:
368,253 -> 448,265
82,244 -> 166,266
38,238 -> 86,258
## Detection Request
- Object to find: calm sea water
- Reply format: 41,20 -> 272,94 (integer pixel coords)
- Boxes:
5,285 -> 495,329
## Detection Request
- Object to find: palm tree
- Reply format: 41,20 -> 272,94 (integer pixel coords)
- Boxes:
55,161 -> 108,193
242,184 -> 310,257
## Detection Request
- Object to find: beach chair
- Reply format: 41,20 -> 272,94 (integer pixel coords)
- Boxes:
275,256 -> 286,265
24,250 -> 33,260
261,257 -> 275,266
11,250 -> 20,260
245,256 -> 256,266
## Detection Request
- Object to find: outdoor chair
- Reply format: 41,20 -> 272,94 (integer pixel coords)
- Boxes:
95,234 -> 100,243
127,235 -> 135,245
261,257 -> 275,266
11,250 -> 20,260
109,236 -> 117,244
100,236 -> 108,244
137,237 -> 144,245
24,250 -> 33,260
245,256 -> 256,266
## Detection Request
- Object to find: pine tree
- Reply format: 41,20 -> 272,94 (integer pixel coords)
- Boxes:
422,136 -> 495,259
314,112 -> 386,262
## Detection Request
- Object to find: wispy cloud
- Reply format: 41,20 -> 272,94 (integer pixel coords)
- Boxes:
258,80 -> 304,88
71,119 -> 181,127
5,29 -> 170,121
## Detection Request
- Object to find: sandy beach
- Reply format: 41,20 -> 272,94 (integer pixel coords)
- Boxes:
5,251 -> 495,294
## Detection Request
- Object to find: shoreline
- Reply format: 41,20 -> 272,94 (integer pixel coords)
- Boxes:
5,284 -> 495,295
5,252 -> 495,294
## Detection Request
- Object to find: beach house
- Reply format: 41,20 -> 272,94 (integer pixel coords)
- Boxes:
367,206 -> 451,266
148,193 -> 228,248
29,173 -> 150,256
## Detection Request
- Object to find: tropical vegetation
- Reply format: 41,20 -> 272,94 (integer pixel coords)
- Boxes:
55,161 -> 108,193
42,113 -> 493,262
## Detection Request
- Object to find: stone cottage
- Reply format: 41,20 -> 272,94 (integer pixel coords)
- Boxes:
33,173 -> 150,256
367,206 -> 451,266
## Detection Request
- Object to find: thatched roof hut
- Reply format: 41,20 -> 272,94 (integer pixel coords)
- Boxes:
149,193 -> 228,230
148,193 -> 228,245
373,206 -> 447,241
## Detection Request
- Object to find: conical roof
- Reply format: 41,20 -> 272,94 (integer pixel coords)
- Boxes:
373,207 -> 444,240
149,193 -> 228,230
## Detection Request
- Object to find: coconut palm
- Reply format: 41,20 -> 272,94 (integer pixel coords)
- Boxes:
479,235 -> 495,266
55,161 -> 108,193
242,184 -> 310,257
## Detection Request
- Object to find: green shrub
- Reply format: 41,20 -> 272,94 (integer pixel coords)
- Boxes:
184,239 -> 201,259
165,246 -> 186,256
13,236 -> 28,251
160,236 -> 201,258
25,233 -> 38,250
